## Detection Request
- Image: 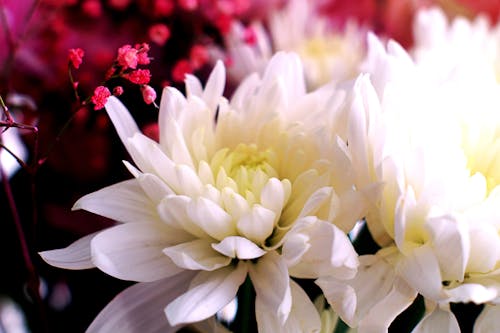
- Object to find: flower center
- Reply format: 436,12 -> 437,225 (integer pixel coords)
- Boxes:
462,123 -> 500,193
210,143 -> 279,198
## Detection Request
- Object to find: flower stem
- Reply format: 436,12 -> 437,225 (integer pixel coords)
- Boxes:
230,276 -> 256,333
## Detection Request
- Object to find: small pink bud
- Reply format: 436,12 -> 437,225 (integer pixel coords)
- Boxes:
141,85 -> 157,105
68,48 -> 85,69
243,26 -> 257,45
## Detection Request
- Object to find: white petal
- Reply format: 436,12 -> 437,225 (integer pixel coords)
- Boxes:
91,223 -> 184,282
445,283 -> 498,304
165,263 -> 247,326
188,196 -> 235,240
474,305 -> 500,333
158,87 -> 187,148
396,244 -> 445,301
467,224 -> 500,274
315,277 -> 357,327
157,195 -> 207,238
425,214 -> 469,282
175,164 -> 203,197
285,218 -> 359,280
73,179 -> 158,224
412,305 -> 460,333
185,74 -> 203,98
221,187 -> 250,221
212,236 -> 267,260
137,173 -> 174,202
87,271 -> 196,333
256,279 -> 321,333
39,232 -> 97,270
249,251 -> 292,324
163,239 -> 231,271
236,204 -> 276,244
298,187 -> 333,219
260,178 -> 290,218
357,277 -> 417,332
203,60 -> 226,113
104,96 -> 140,150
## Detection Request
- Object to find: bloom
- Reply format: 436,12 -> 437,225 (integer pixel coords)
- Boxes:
91,86 -> 111,110
40,52 -> 369,332
318,27 -> 500,332
68,48 -> 85,69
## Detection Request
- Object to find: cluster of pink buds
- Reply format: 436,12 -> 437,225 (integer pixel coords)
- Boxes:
69,43 -> 158,110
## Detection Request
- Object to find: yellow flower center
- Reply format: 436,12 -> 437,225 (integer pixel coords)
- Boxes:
210,144 -> 280,200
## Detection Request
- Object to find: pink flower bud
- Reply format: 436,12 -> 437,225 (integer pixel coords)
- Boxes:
141,85 -> 157,105
68,48 -> 85,69
91,86 -> 111,110
149,24 -> 171,46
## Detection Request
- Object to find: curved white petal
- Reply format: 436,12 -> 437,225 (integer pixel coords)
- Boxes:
39,232 -> 97,270
165,262 -> 248,326
315,277 -> 357,327
412,304 -> 460,333
137,173 -> 174,203
357,277 -> 417,332
445,283 -> 498,304
73,179 -> 158,224
425,214 -> 469,282
212,236 -> 267,260
104,96 -> 140,150
163,239 -> 231,271
91,223 -> 185,282
236,204 -> 276,244
249,251 -> 292,325
87,271 -> 196,333
157,195 -> 207,238
256,279 -> 321,333
159,87 -> 187,149
202,60 -> 226,113
188,197 -> 235,240
185,74 -> 203,98
285,218 -> 358,280
396,244 -> 445,301
474,305 -> 500,333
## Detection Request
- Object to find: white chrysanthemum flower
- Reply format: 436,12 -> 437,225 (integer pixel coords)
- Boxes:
40,52 -> 367,332
218,0 -> 366,89
318,31 -> 500,332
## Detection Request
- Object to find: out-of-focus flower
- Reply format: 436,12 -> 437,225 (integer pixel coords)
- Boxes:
112,86 -> 124,96
91,86 -> 111,110
217,0 -> 367,89
171,59 -> 193,82
318,28 -> 500,332
40,52 -> 372,332
148,23 -> 171,46
189,44 -> 209,70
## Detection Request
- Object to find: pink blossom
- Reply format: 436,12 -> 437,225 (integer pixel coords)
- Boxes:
68,48 -> 85,69
149,24 -> 171,46
141,85 -> 157,105
171,59 -> 192,82
91,86 -> 111,110
124,69 -> 151,84
136,43 -> 151,65
82,0 -> 102,17
117,45 -> 138,69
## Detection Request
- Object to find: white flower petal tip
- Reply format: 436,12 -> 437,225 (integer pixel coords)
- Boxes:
104,96 -> 140,144
165,264 -> 247,326
39,232 -> 97,270
212,236 -> 267,260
